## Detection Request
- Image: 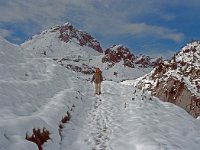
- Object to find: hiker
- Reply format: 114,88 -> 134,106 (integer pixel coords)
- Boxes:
91,68 -> 103,95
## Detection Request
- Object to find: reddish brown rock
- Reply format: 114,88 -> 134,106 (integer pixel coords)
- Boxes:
53,23 -> 103,53
102,45 -> 162,68
102,45 -> 135,68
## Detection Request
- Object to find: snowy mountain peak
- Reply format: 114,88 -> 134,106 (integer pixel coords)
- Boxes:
21,23 -> 103,60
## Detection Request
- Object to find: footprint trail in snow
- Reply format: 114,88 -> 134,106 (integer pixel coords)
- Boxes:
85,96 -> 112,150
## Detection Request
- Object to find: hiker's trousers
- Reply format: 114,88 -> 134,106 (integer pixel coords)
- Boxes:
95,83 -> 101,95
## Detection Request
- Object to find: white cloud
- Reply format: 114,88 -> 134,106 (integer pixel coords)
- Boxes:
163,33 -> 184,43
0,0 -> 189,42
122,23 -> 184,42
146,50 -> 175,59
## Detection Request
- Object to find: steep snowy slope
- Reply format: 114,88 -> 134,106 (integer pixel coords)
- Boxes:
0,37 -> 96,150
136,41 -> 200,117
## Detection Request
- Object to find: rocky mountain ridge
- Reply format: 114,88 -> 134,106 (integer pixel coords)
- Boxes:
136,41 -> 200,117
102,44 -> 162,68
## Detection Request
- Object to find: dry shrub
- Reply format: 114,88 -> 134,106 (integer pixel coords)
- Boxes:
58,111 -> 71,143
61,111 -> 70,124
59,111 -> 71,129
26,128 -> 50,150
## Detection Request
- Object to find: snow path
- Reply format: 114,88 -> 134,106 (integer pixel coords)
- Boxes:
60,81 -> 134,150
59,81 -> 141,150
84,82 -> 134,150
59,81 -> 200,150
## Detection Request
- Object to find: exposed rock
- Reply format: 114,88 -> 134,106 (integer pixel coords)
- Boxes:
136,41 -> 200,118
102,44 -> 135,68
134,55 -> 162,68
102,44 -> 162,68
58,23 -> 103,53
152,78 -> 200,118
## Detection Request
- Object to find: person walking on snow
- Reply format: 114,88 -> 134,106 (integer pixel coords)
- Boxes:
91,68 -> 103,95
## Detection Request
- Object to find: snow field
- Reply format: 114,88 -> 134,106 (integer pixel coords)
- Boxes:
58,81 -> 200,150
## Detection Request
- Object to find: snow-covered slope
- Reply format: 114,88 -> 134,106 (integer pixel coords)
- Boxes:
0,36 -> 95,150
61,81 -> 200,150
136,41 -> 200,117
1,37 -> 200,150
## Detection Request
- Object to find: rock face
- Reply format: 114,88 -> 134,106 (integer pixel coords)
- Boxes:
102,45 -> 135,68
102,44 -> 162,68
58,23 -> 103,53
136,41 -> 200,118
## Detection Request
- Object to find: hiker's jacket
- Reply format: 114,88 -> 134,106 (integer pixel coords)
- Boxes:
91,72 -> 103,84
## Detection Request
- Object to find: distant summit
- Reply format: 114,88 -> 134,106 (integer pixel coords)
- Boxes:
22,23 -> 103,59
136,41 -> 200,117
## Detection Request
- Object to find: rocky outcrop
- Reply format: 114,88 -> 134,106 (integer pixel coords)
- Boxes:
102,44 -> 162,68
136,41 -> 200,118
134,55 -> 162,68
151,78 -> 200,118
102,45 -> 135,68
57,56 -> 95,75
57,23 -> 103,53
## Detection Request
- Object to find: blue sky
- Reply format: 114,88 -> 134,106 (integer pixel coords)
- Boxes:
0,0 -> 200,58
